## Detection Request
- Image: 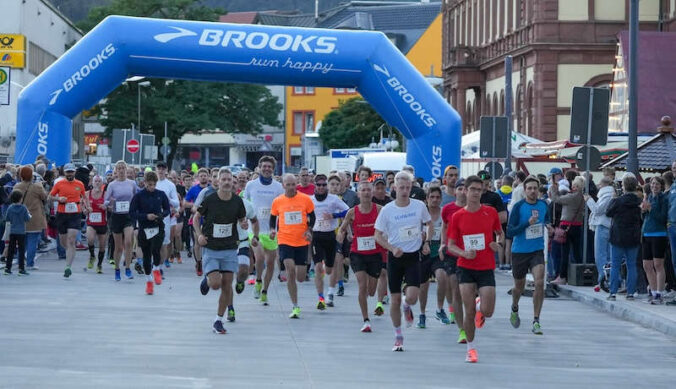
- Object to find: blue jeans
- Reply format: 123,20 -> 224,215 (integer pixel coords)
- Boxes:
609,244 -> 639,295
594,226 -> 611,284
668,225 -> 676,278
25,232 -> 41,267
548,240 -> 563,278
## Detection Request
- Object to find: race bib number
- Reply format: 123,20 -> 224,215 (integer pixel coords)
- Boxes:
398,225 -> 420,241
258,208 -> 271,219
144,227 -> 159,239
284,211 -> 302,225
213,223 -> 233,238
65,202 -> 78,213
317,219 -> 331,230
115,201 -> 130,213
432,227 -> 441,241
526,224 -> 544,240
357,236 -> 376,251
463,233 -> 485,251
89,212 -> 102,223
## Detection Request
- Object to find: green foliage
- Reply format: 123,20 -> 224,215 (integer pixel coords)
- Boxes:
319,97 -> 400,150
78,0 -> 282,165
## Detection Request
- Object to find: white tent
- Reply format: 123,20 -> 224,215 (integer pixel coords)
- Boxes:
461,131 -> 542,159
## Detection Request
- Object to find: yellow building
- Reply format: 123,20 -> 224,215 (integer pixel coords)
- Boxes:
281,2 -> 443,168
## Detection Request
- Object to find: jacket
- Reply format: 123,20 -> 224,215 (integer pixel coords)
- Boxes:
606,193 -> 642,247
642,192 -> 668,235
549,189 -> 585,223
586,185 -> 614,230
12,181 -> 47,232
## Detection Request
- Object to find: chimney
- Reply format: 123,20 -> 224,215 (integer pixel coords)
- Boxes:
658,116 -> 673,134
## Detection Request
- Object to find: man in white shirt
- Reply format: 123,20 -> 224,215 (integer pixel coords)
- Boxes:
155,161 -> 180,269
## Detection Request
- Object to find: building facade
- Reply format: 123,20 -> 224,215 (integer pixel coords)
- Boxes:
442,0 -> 676,142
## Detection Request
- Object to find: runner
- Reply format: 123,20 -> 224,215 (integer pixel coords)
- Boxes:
269,173 -> 315,319
417,186 -> 444,329
338,180 -> 383,332
310,174 -> 349,309
104,161 -> 138,281
374,171 -> 432,351
296,167 -> 315,195
193,167 -> 248,334
129,171 -> 170,295
49,163 -> 91,278
86,175 -> 108,274
371,178 -> 391,311
334,171 -> 358,296
506,176 -> 550,335
243,156 -> 284,306
447,175 -> 503,363
229,196 -> 260,322
440,178 -> 468,343
181,174 -> 195,259
441,165 -> 459,206
155,161 -> 180,269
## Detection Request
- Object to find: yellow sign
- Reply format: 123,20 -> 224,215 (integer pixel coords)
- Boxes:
0,34 -> 26,69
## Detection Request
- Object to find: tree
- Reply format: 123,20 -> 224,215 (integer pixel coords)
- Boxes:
79,0 -> 282,166
318,97 -> 401,150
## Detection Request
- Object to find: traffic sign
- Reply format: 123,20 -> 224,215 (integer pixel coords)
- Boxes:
484,161 -> 503,178
0,67 -> 9,105
126,139 -> 140,153
161,137 -> 171,145
160,145 -> 171,156
575,145 -> 601,170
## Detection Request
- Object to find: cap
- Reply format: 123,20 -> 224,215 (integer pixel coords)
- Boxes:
455,178 -> 466,188
156,161 -> 168,168
549,167 -> 563,175
477,170 -> 491,180
63,163 -> 76,172
374,178 -> 386,185
144,166 -> 153,172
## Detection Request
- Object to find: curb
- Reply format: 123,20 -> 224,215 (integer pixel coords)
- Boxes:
556,285 -> 676,338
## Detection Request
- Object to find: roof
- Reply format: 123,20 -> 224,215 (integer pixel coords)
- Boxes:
618,31 -> 676,133
602,130 -> 676,172
257,12 -> 317,27
219,12 -> 259,24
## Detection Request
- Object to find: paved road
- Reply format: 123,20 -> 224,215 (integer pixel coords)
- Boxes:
1,250 -> 675,388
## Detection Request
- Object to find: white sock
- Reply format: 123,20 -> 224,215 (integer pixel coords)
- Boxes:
328,287 -> 335,295
467,340 -> 474,351
216,315 -> 223,322
651,290 -> 657,297
146,274 -> 152,282
153,265 -> 159,271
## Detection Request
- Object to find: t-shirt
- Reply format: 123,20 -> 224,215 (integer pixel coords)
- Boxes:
428,213 -> 443,258
296,184 -> 315,196
50,179 -> 86,214
374,199 -> 431,253
311,193 -> 349,232
156,178 -> 180,209
270,193 -> 314,247
244,179 -> 284,234
481,191 -> 506,213
238,198 -> 256,248
339,189 -> 360,208
442,201 -> 463,255
104,179 -> 139,214
508,199 -> 550,253
194,186 -> 215,208
197,192 -> 246,251
441,191 -> 456,207
449,205 -> 502,271
372,196 -> 392,206
669,182 -> 676,224
185,183 -> 208,203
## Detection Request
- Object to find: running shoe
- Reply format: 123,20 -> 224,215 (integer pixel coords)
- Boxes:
327,294 -> 335,307
96,265 -> 103,274
18,269 -> 29,276
169,255 -> 174,263
289,306 -> 301,319
374,302 -> 385,316
87,256 -> 95,270
382,295 -> 389,305
196,261 -> 203,277
212,320 -> 227,334
160,268 -> 165,280
457,329 -> 467,344
115,269 -> 121,281
164,259 -> 171,268
145,281 -> 154,295
403,304 -> 414,328
187,250 -> 192,258
317,297 -> 326,310
235,281 -> 245,294
279,273 -> 287,282
200,277 -> 209,296
607,294 -> 616,301
176,256 -> 183,264
361,321 -> 372,333
337,285 -> 345,296
227,307 -> 235,322
64,267 -> 72,278
75,242 -> 87,251
309,269 -> 315,279
532,321 -> 543,335
125,268 -> 133,280
260,292 -> 268,305
626,295 -> 635,301
254,281 -> 262,299
153,269 -> 162,285
416,314 -> 426,329
247,274 -> 256,285
651,294 -> 664,305
465,348 -> 478,363
392,336 -> 404,352
435,309 -> 451,325
3,269 -> 11,275
475,297 -> 485,329
134,260 -> 144,275
109,258 -> 115,266
510,311 -> 521,329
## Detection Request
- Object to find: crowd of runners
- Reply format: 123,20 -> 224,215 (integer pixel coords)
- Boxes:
1,155 -> 595,364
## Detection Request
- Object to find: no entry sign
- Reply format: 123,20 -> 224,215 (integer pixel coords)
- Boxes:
126,139 -> 140,153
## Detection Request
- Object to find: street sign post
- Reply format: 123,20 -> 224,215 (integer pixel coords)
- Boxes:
126,139 -> 140,154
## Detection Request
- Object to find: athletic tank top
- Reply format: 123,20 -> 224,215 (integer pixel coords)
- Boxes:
87,189 -> 107,226
350,204 -> 383,255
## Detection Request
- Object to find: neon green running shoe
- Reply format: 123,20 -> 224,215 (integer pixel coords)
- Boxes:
510,311 -> 521,329
457,329 -> 467,344
87,257 -> 95,270
289,306 -> 301,319
254,281 -> 262,299
532,321 -> 543,335
260,292 -> 268,305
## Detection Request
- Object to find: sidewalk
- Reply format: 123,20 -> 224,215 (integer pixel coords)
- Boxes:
556,283 -> 676,337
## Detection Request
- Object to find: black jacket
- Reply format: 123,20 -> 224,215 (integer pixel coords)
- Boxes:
606,193 -> 642,247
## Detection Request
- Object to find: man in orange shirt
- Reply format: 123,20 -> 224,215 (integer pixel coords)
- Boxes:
49,163 -> 91,278
270,173 -> 315,319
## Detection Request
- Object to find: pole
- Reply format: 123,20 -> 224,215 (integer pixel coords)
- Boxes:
491,118 -> 496,181
130,123 -> 135,165
122,129 -> 127,164
504,56 -> 513,174
582,88 -> 594,265
164,121 -> 168,163
627,0 -> 639,175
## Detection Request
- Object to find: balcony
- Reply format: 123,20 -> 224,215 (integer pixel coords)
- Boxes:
445,24 -> 534,70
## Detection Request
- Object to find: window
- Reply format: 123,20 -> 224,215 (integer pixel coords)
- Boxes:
292,86 -> 315,95
334,87 -> 357,95
293,111 -> 315,134
28,41 -> 56,76
334,88 -> 345,94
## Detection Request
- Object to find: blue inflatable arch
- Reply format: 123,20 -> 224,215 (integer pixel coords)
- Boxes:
16,16 -> 461,180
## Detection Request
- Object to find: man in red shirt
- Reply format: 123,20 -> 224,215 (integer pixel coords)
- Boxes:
448,175 -> 503,363
296,167 -> 315,196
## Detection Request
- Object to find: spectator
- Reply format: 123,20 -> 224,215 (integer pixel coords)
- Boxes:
585,177 -> 615,290
549,176 -> 586,285
641,176 -> 669,304
497,175 -> 513,206
606,174 -> 642,301
13,165 -> 47,270
508,171 -> 527,213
